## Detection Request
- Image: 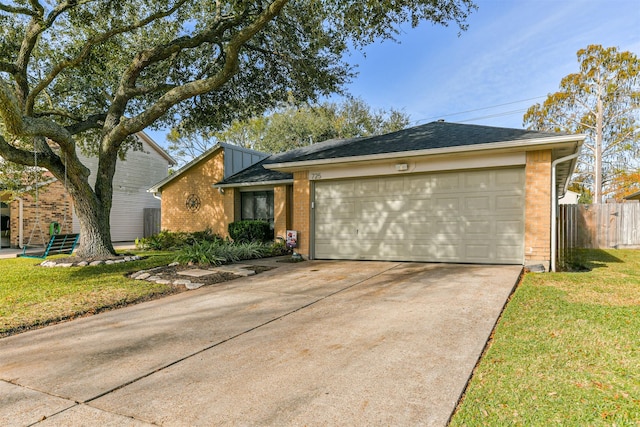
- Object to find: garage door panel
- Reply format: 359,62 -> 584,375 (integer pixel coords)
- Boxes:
464,171 -> 491,190
315,181 -> 356,198
314,168 -> 524,264
463,220 -> 492,236
407,176 -> 434,193
496,195 -> 522,210
316,201 -> 355,218
434,197 -> 461,211
465,244 -> 492,260
496,245 -> 524,262
356,180 -> 381,196
464,196 -> 492,211
495,220 -> 524,235
361,199 -> 406,213
315,223 -> 354,237
433,174 -> 460,190
496,169 -> 525,187
382,177 -> 406,194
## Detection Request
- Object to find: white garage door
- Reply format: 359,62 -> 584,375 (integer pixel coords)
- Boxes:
314,168 -> 525,264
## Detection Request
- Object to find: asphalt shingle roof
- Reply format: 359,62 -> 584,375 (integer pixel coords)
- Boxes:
217,158 -> 293,185
217,121 -> 565,186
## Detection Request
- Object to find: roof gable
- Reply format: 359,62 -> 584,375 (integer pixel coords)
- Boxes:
149,143 -> 269,193
136,131 -> 177,166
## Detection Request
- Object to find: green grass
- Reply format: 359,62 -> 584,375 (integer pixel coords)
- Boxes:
0,252 -> 176,337
450,249 -> 640,426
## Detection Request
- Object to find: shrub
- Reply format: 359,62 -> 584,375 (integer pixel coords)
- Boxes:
187,228 -> 223,245
173,241 -> 226,266
137,229 -> 223,251
136,230 -> 190,250
173,241 -> 272,266
269,241 -> 289,256
228,220 -> 273,243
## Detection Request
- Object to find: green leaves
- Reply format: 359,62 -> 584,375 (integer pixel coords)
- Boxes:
173,240 -> 273,266
1,0 -> 475,257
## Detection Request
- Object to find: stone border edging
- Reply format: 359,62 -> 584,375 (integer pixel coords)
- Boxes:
40,255 -> 143,268
129,262 -> 207,290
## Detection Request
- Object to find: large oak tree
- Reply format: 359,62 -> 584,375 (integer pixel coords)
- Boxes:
0,0 -> 475,257
524,45 -> 640,204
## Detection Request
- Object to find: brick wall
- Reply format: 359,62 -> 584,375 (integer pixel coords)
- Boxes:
273,184 -> 290,240
161,149 -> 229,237
524,150 -> 552,264
8,180 -> 73,248
292,171 -> 311,257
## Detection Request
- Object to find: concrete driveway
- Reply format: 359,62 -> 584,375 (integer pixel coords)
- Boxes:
0,261 -> 521,426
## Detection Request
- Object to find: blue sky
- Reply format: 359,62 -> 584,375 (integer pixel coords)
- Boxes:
339,0 -> 640,129
148,0 -> 640,145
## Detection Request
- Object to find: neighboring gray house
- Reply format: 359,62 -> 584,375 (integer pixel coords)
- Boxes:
73,131 -> 176,241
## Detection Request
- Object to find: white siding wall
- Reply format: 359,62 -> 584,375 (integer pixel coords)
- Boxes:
73,139 -> 170,241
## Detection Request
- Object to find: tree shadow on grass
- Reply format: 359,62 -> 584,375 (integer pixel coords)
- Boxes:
564,248 -> 623,272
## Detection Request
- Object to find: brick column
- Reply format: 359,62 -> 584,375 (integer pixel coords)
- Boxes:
292,171 -> 311,257
222,188 -> 238,239
525,150 -> 552,267
273,185 -> 289,241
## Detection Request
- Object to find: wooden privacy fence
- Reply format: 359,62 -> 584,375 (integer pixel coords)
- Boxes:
558,202 -> 640,268
143,208 -> 161,238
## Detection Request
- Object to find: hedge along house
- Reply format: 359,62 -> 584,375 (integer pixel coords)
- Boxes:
154,122 -> 584,270
1,131 -> 175,249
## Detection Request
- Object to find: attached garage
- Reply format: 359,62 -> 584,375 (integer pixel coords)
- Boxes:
314,168 -> 525,264
214,121 -> 585,270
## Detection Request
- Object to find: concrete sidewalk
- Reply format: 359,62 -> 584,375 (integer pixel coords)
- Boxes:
0,261 -> 522,426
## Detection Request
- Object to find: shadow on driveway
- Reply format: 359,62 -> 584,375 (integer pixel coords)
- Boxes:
0,261 -> 522,426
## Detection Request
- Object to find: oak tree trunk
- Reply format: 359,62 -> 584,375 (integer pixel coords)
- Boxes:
61,145 -> 118,258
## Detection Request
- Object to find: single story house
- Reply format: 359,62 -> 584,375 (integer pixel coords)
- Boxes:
148,143 -> 271,237
151,122 -> 585,269
1,131 -> 175,248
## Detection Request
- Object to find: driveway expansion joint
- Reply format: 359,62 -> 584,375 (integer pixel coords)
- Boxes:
83,262 -> 403,405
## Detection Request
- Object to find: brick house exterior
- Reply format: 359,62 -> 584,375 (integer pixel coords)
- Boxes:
149,143 -> 275,237
152,122 -> 584,270
7,179 -> 74,248
1,131 -> 174,249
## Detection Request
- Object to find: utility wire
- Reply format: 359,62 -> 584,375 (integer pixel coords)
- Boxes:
411,95 -> 546,125
456,108 -> 530,123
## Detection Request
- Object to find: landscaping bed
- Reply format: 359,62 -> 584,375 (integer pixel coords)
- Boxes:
0,249 -> 276,338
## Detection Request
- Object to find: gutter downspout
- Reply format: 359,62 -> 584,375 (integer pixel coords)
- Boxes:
551,153 -> 580,272
152,192 -> 161,201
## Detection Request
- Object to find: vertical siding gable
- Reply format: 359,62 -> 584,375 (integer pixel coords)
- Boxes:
223,145 -> 268,178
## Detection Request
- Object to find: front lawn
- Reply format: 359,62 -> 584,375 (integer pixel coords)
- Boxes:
451,249 -> 640,426
0,252 -> 176,337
